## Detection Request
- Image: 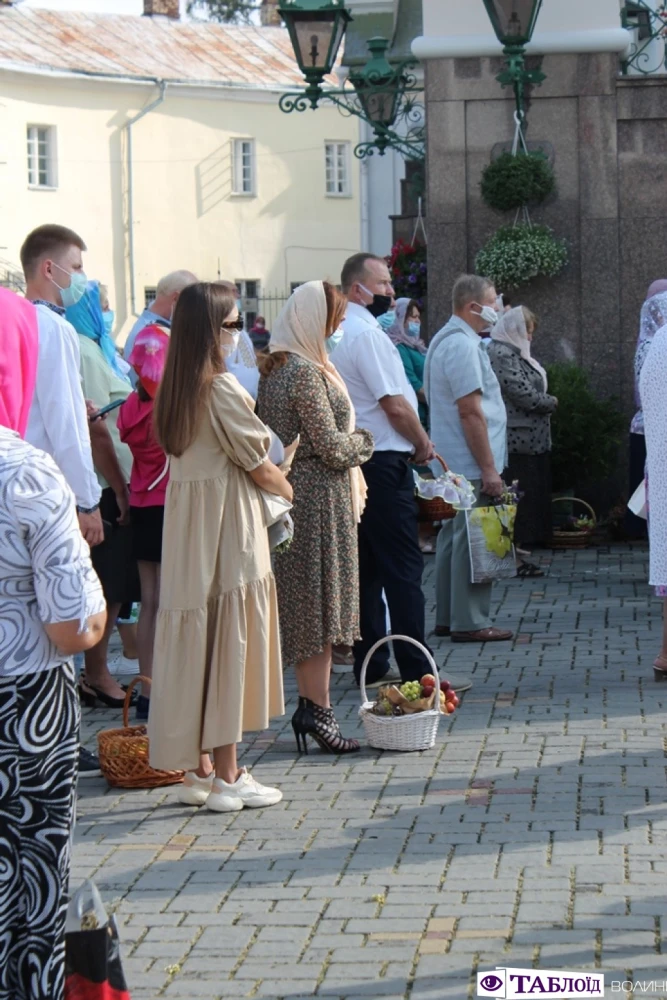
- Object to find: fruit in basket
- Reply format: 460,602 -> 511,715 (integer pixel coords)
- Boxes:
440,680 -> 451,693
444,702 -> 456,715
420,674 -> 436,694
376,698 -> 392,716
450,693 -> 460,708
400,681 -> 422,702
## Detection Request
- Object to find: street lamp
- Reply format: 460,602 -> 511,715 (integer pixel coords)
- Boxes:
482,0 -> 545,126
278,1 -> 425,163
278,0 -> 352,108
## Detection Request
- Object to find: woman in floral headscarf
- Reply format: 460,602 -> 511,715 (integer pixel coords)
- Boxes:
117,325 -> 170,721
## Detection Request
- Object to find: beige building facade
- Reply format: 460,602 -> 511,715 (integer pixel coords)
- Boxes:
0,3 -> 361,340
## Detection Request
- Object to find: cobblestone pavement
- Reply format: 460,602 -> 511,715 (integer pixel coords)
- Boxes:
76,543 -> 667,1000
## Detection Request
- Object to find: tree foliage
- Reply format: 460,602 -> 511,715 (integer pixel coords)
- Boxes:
187,0 -> 262,24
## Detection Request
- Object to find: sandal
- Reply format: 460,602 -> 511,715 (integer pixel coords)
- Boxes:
516,561 -> 544,579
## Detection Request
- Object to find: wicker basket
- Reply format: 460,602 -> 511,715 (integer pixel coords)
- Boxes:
552,496 -> 597,550
97,677 -> 184,789
416,454 -> 457,524
358,636 -> 442,752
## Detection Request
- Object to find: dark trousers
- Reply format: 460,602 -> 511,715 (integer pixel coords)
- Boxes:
625,433 -> 648,540
353,451 -> 430,685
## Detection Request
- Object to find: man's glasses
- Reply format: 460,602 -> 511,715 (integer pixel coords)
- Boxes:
221,319 -> 244,332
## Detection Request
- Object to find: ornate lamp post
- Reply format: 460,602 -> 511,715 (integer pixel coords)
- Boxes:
482,0 -> 546,126
279,0 -> 351,109
278,0 -> 424,161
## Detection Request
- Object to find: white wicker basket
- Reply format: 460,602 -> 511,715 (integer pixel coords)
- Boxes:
358,635 -> 442,752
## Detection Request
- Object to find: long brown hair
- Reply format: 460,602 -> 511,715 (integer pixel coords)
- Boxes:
154,281 -> 236,457
259,280 -> 347,376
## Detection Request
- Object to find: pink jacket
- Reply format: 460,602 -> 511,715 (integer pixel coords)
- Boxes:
117,392 -> 168,507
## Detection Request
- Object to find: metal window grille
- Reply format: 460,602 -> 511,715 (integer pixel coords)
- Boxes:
621,2 -> 667,75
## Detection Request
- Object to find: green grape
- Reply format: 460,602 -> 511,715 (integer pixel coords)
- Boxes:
400,681 -> 421,702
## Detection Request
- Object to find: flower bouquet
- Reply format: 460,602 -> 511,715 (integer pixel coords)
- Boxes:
414,456 -> 475,523
465,480 -> 521,583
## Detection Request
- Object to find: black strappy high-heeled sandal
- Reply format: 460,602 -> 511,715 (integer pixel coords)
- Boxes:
291,696 -> 360,755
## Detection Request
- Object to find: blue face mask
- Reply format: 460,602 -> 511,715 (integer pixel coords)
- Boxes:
408,322 -> 421,337
103,311 -> 115,337
52,263 -> 87,308
236,299 -> 243,313
326,327 -> 345,354
377,310 -> 395,331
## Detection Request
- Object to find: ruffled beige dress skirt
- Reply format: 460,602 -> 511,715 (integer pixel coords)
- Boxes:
148,375 -> 284,772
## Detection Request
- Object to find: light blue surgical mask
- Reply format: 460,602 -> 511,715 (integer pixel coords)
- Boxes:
377,310 -> 395,331
408,321 -> 421,337
326,327 -> 345,354
236,299 -> 243,313
52,263 -> 87,308
103,311 -> 115,337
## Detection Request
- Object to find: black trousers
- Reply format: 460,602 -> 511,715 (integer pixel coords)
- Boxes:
354,451 -> 431,685
625,433 -> 648,540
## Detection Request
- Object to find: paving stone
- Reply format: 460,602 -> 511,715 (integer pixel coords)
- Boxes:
73,544 -> 665,998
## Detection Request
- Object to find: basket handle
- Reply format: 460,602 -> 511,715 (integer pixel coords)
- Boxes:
122,675 -> 150,728
359,635 -> 441,713
551,496 -> 597,527
434,454 -> 449,475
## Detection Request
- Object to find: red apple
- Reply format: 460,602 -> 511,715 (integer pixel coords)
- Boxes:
445,702 -> 456,715
440,680 -> 451,693
420,674 -> 436,692
451,694 -> 460,708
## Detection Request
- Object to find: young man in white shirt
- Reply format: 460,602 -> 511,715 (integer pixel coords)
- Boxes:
424,273 -> 513,643
332,253 -> 435,687
21,224 -> 106,548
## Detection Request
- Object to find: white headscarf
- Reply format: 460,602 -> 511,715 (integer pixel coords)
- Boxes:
491,306 -> 548,391
269,281 -> 367,522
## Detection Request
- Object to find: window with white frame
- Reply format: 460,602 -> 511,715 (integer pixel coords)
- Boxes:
325,141 -> 351,197
144,287 -> 157,309
27,125 -> 57,188
235,279 -> 260,328
232,138 -> 256,196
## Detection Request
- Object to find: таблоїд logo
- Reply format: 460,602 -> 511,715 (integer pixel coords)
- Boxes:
477,968 -> 604,998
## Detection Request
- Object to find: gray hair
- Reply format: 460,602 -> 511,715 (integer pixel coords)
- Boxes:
452,274 -> 494,312
156,269 -> 198,298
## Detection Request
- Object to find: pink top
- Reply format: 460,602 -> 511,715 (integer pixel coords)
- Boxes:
117,391 -> 169,507
0,288 -> 38,436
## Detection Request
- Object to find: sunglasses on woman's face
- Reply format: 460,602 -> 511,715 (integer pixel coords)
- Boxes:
221,318 -> 244,332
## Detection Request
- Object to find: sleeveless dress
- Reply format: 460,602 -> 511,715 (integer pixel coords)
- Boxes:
149,374 -> 284,771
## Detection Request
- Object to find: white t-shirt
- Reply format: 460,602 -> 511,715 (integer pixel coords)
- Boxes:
26,305 -> 101,509
331,302 -> 419,453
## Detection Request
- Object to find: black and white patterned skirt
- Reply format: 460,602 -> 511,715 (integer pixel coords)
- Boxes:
0,663 -> 79,1000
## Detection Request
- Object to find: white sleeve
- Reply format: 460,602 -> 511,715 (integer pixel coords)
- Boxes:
35,315 -> 101,509
358,330 -> 408,400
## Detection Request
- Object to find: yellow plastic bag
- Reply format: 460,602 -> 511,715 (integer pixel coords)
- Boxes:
466,504 -> 517,583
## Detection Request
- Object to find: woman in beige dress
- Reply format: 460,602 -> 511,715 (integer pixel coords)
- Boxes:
149,282 -> 291,813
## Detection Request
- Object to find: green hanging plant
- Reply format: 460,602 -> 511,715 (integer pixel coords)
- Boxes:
475,224 -> 568,291
481,151 -> 556,213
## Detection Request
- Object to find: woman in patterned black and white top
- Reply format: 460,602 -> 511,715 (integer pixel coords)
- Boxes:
0,286 -> 107,1000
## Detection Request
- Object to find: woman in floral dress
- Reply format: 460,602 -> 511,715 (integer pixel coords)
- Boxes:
258,281 -> 374,754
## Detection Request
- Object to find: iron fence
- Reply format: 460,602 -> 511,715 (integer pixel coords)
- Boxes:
0,258 -> 25,293
621,1 -> 667,75
242,289 -> 290,332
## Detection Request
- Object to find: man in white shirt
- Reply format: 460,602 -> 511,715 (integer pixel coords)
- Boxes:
21,224 -> 104,548
424,274 -> 513,643
124,269 -> 197,384
332,253 -> 435,686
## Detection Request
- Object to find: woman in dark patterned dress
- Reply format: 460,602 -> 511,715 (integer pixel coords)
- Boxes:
258,281 -> 374,754
488,306 -> 558,571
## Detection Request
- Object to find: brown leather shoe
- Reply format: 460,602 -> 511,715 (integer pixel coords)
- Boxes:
451,628 -> 514,643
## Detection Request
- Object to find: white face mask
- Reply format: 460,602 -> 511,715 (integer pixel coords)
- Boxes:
472,304 -> 499,327
220,331 -> 240,359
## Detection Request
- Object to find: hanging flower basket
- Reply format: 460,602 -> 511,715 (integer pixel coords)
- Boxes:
387,239 -> 427,306
475,224 -> 568,291
481,151 -> 556,213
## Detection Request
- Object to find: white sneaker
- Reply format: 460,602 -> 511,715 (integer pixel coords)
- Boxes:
178,771 -> 214,806
108,654 -> 140,677
206,768 -> 282,812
